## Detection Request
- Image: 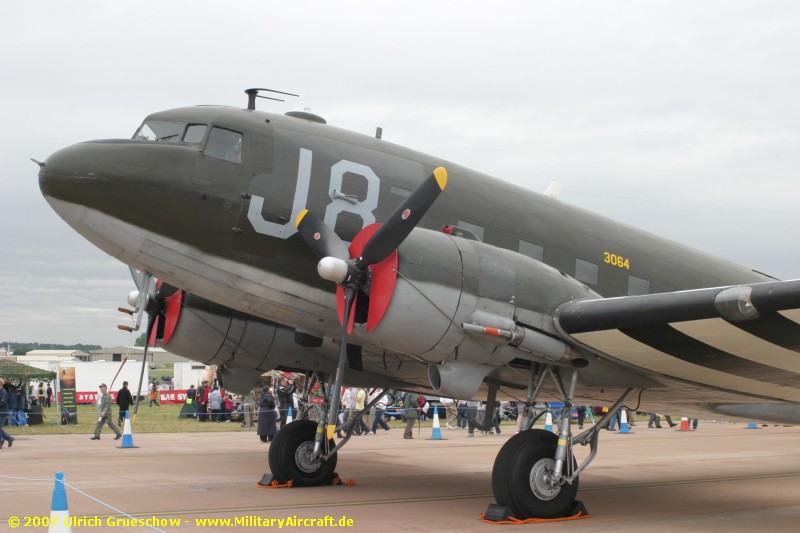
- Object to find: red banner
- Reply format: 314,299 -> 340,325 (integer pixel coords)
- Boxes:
76,390 -> 188,405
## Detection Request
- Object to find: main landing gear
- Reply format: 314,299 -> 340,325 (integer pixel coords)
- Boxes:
490,363 -> 635,519
267,419 -> 338,486
260,370 -> 381,488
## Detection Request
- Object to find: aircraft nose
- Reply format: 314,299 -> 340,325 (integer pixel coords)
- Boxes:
38,141 -> 102,202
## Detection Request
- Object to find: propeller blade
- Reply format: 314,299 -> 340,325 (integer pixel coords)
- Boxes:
295,209 -> 350,260
358,167 -> 447,267
326,286 -> 356,434
133,310 -> 158,420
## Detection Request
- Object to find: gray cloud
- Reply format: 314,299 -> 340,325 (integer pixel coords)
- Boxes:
3,1 -> 800,346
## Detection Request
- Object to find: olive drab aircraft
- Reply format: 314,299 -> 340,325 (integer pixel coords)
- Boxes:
38,88 -> 800,519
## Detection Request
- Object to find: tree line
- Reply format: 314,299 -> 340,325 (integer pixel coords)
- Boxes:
1,342 -> 102,356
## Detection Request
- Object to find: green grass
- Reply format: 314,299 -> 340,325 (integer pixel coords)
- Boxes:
8,406 -> 527,437
10,404 -> 252,435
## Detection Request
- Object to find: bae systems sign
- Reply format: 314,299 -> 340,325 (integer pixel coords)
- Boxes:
76,390 -> 189,405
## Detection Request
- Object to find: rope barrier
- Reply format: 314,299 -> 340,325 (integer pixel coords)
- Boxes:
0,474 -> 168,533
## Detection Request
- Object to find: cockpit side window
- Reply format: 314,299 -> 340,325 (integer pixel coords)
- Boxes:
183,124 -> 207,144
134,121 -> 185,142
205,127 -> 243,163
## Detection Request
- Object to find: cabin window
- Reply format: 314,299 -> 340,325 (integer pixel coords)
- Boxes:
134,121 -> 185,142
628,275 -> 651,296
519,240 -> 544,262
183,124 -> 207,144
205,127 -> 243,163
575,258 -> 599,286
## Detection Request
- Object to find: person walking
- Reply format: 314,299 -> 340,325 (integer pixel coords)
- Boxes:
576,405 -> 588,429
369,389 -> 391,434
116,381 -> 133,425
148,383 -> 160,407
465,400 -> 479,437
90,384 -> 122,441
441,397 -> 457,429
0,378 -> 16,448
402,391 -> 419,439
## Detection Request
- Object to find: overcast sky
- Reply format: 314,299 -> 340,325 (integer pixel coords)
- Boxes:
3,1 -> 800,347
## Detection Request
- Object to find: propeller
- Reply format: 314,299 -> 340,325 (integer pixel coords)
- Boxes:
296,166 -> 448,286
120,269 -> 183,421
294,167 -> 447,440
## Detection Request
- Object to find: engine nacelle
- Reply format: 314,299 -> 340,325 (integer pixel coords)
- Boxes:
158,293 -> 282,394
354,227 -> 596,367
428,361 -> 493,399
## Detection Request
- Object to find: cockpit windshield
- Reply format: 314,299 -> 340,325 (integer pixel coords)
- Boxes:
133,121 -> 208,144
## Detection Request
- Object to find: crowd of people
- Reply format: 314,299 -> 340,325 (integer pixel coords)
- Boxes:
1,372 -> 703,448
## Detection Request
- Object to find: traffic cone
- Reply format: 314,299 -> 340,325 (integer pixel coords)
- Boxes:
286,407 -> 293,424
48,472 -> 72,533
544,411 -> 554,432
619,409 -> 632,434
746,422 -> 760,429
427,408 -> 446,440
118,411 -> 139,448
678,417 -> 690,431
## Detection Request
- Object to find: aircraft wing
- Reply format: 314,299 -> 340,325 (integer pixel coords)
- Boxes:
554,279 -> 800,403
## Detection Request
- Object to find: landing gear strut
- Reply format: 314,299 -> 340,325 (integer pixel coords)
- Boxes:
490,363 -> 635,519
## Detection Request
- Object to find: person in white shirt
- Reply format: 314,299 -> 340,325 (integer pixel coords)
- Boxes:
440,397 -> 457,429
369,389 -> 391,433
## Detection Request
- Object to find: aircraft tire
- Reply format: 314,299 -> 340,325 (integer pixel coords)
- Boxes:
268,420 -> 337,486
491,429 -> 578,519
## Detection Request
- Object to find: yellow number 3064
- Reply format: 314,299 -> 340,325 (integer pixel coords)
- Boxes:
603,252 -> 631,270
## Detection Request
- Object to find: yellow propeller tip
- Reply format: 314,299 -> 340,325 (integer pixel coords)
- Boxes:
434,167 -> 448,190
295,209 -> 309,228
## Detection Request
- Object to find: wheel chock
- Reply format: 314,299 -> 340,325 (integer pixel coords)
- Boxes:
328,473 -> 356,486
481,500 -> 590,524
483,504 -> 513,522
256,474 -> 293,488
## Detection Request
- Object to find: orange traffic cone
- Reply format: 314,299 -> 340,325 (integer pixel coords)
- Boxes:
678,417 -> 690,431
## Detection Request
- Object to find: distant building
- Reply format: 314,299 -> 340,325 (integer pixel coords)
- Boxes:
89,346 -> 194,365
23,349 -> 89,362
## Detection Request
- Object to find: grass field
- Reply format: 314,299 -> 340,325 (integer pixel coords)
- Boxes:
6,405 -> 524,437
8,404 -> 252,436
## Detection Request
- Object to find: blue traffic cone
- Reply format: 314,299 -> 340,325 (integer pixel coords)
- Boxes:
118,411 -> 139,448
544,411 -> 554,432
427,409 -> 446,440
746,422 -> 760,429
619,409 -> 632,434
48,472 -> 72,532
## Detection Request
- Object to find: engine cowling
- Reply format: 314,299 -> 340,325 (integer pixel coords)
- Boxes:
153,293 -> 282,393
353,227 -> 596,367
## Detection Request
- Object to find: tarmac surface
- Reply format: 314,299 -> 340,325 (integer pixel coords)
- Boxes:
1,421 -> 799,532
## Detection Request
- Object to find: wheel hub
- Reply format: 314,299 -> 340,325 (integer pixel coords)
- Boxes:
295,441 -> 322,474
529,458 -> 561,501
